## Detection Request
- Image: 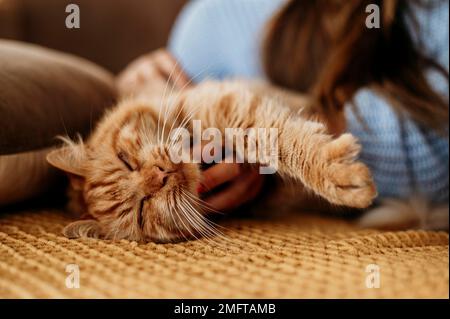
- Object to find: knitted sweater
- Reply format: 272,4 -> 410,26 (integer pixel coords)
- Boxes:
169,0 -> 449,203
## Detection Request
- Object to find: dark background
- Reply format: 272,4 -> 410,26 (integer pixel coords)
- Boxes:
0,0 -> 187,73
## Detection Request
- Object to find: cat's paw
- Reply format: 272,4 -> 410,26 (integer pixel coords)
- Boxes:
319,133 -> 377,208
63,219 -> 102,239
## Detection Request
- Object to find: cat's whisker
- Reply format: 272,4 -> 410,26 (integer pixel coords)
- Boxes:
172,190 -> 199,242
177,202 -> 206,243
182,201 -> 223,240
162,101 -> 190,150
180,189 -> 223,215
180,203 -> 235,251
180,191 -> 247,250
164,64 -> 218,149
139,116 -> 152,147
166,98 -> 190,149
180,191 -> 231,232
179,195 -> 236,249
57,110 -> 70,140
160,60 -> 191,148
171,189 -> 206,242
171,88 -> 224,143
182,198 -> 227,239
159,98 -> 173,149
167,192 -> 191,242
157,59 -> 181,146
180,211 -> 225,248
160,74 -> 185,147
183,197 -> 221,217
176,194 -> 220,241
157,69 -> 173,145
166,86 -> 215,149
167,104 -> 200,149
164,65 -> 214,147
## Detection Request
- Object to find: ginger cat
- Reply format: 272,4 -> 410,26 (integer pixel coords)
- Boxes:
47,80 -> 377,243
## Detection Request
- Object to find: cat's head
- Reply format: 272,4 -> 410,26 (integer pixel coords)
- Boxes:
47,101 -> 205,243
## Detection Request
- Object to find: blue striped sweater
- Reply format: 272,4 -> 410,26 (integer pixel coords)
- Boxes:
169,0 -> 449,203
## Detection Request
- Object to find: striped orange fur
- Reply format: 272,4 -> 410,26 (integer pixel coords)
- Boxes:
47,80 -> 376,243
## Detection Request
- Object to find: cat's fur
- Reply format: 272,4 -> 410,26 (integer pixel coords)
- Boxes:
47,80 -> 377,242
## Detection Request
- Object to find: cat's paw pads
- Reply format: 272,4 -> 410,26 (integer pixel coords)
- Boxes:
321,134 -> 377,208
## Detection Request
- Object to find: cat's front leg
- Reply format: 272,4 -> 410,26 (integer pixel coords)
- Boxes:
181,80 -> 376,209
277,119 -> 377,208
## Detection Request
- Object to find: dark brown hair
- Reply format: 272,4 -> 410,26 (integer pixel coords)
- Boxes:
263,0 -> 449,131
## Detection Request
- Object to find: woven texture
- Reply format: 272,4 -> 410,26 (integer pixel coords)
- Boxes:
0,209 -> 448,298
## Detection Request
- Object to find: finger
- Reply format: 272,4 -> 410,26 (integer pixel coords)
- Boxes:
245,171 -> 265,201
118,58 -> 159,88
158,51 -> 191,87
118,50 -> 168,84
199,163 -> 241,193
154,51 -> 190,88
204,169 -> 263,211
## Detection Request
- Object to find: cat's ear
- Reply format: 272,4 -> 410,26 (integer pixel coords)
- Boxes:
47,145 -> 86,176
62,219 -> 102,239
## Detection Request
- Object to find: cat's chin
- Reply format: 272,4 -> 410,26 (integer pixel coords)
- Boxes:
141,226 -> 198,243
99,229 -> 190,244
144,235 -> 189,244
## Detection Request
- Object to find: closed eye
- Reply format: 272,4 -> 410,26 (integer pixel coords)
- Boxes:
118,152 -> 134,171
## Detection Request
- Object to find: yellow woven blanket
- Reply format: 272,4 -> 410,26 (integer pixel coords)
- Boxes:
0,209 -> 448,298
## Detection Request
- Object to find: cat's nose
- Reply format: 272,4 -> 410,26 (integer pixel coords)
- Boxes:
142,165 -> 170,194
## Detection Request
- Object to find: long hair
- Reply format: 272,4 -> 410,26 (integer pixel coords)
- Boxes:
263,0 -> 449,132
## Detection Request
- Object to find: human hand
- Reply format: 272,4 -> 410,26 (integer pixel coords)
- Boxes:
198,163 -> 265,212
117,48 -> 190,97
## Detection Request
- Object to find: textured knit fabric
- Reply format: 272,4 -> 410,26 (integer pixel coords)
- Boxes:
0,209 -> 448,298
169,0 -> 449,203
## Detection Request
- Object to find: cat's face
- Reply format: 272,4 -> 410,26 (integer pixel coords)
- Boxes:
47,101 -> 205,243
